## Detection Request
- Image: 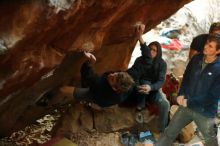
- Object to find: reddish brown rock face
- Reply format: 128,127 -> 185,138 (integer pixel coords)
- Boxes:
0,0 -> 191,137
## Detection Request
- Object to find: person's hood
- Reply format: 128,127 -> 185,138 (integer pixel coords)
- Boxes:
148,41 -> 162,60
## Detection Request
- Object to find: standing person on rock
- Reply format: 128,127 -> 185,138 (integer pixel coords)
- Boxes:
127,24 -> 170,134
156,34 -> 220,146
189,22 -> 220,60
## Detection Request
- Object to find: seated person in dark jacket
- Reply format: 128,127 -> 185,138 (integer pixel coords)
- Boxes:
59,51 -> 134,108
189,22 -> 220,60
127,24 -> 170,133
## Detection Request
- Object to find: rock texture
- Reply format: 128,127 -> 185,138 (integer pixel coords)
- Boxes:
53,104 -> 153,146
0,0 -> 191,137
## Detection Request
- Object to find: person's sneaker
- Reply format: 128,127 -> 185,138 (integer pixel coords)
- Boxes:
136,112 -> 144,124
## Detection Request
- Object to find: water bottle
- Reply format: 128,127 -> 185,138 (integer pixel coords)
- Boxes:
218,99 -> 220,118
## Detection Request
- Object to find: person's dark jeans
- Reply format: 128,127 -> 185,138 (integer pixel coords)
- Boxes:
155,92 -> 170,132
156,106 -> 218,146
136,81 -> 170,132
136,80 -> 151,110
